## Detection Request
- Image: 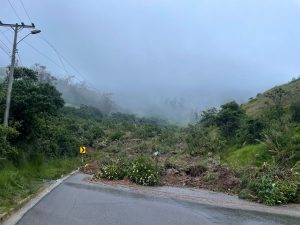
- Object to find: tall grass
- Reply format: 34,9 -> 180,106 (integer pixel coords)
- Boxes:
0,158 -> 80,214
224,144 -> 271,168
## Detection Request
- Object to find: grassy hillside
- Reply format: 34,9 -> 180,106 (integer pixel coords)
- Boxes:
242,78 -> 300,116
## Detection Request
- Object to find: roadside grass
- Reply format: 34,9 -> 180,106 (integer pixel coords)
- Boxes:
0,158 -> 80,214
223,144 -> 271,168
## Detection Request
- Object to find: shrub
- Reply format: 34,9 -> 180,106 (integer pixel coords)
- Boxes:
110,130 -> 124,141
293,161 -> 300,173
237,118 -> 264,144
186,125 -> 225,155
128,157 -> 159,186
0,125 -> 19,167
96,161 -> 127,180
269,180 -> 298,205
290,101 -> 300,122
242,174 -> 298,205
248,175 -> 274,204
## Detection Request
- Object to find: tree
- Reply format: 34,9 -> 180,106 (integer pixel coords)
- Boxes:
14,67 -> 38,81
0,68 -> 64,138
265,87 -> 288,119
216,101 -> 244,137
200,107 -> 217,127
290,101 -> 300,122
237,118 -> 264,144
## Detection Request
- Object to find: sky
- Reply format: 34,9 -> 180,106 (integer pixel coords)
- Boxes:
1,0 -> 300,120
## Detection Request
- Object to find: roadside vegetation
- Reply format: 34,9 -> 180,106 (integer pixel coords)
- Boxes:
86,80 -> 300,206
0,66 -> 299,213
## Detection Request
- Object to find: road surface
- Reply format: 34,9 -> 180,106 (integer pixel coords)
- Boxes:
16,173 -> 300,225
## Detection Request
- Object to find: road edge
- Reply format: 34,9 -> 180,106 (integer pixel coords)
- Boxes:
87,176 -> 300,218
1,169 -> 78,225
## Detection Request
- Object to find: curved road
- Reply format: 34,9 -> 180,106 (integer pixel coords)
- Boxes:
16,173 -> 299,225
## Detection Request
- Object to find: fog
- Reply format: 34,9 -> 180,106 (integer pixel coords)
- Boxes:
1,0 -> 300,121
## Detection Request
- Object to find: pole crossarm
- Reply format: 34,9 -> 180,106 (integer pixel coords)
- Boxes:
0,21 -> 35,29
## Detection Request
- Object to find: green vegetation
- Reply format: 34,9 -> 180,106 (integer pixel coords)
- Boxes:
1,66 -> 300,210
0,158 -> 79,214
183,80 -> 300,205
96,159 -> 128,180
242,77 -> 300,116
225,144 -> 270,168
0,67 -> 101,213
128,157 -> 160,186
239,165 -> 299,205
94,157 -> 160,186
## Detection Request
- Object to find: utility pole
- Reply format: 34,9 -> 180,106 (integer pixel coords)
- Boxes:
0,21 -> 38,127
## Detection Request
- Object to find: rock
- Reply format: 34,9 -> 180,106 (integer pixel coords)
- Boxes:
166,168 -> 179,175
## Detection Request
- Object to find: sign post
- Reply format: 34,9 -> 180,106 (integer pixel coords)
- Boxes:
80,146 -> 86,163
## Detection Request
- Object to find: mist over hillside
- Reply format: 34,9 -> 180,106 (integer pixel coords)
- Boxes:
55,75 -> 254,123
113,87 -> 254,123
0,65 -> 289,123
0,65 -> 296,123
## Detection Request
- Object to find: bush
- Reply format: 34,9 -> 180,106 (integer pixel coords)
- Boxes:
96,161 -> 127,180
0,125 -> 19,163
269,180 -> 298,205
241,173 -> 298,205
290,101 -> 300,122
293,161 -> 300,173
110,130 -> 124,141
186,125 -> 224,155
128,157 -> 159,186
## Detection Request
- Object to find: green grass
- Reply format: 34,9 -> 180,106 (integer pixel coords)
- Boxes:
0,158 -> 80,214
224,144 -> 271,168
242,77 -> 300,116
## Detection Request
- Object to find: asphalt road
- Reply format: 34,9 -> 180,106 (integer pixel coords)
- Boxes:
16,173 -> 300,225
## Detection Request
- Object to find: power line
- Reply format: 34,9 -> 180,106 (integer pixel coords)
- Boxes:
0,44 -> 10,56
1,31 -> 12,44
5,28 -> 102,93
38,35 -> 88,82
6,28 -> 68,74
7,0 -> 22,22
0,28 -> 11,35
0,39 -> 10,52
18,0 -> 32,23
38,35 -> 105,93
37,36 -> 68,74
23,40 -> 66,71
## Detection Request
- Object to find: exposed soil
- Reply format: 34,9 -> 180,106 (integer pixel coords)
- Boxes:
81,160 -> 101,174
83,160 -> 241,194
161,165 -> 240,194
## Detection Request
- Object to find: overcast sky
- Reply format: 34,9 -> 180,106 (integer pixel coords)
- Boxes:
1,0 -> 300,119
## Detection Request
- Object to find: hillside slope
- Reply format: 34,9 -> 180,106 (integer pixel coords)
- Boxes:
242,78 -> 300,116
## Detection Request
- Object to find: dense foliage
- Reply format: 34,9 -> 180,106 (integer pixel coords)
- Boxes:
0,66 -> 299,208
128,157 -> 160,186
185,88 -> 300,205
95,157 -> 160,186
96,158 -> 128,180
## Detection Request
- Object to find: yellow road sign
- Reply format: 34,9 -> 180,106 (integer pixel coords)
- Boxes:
80,146 -> 86,154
